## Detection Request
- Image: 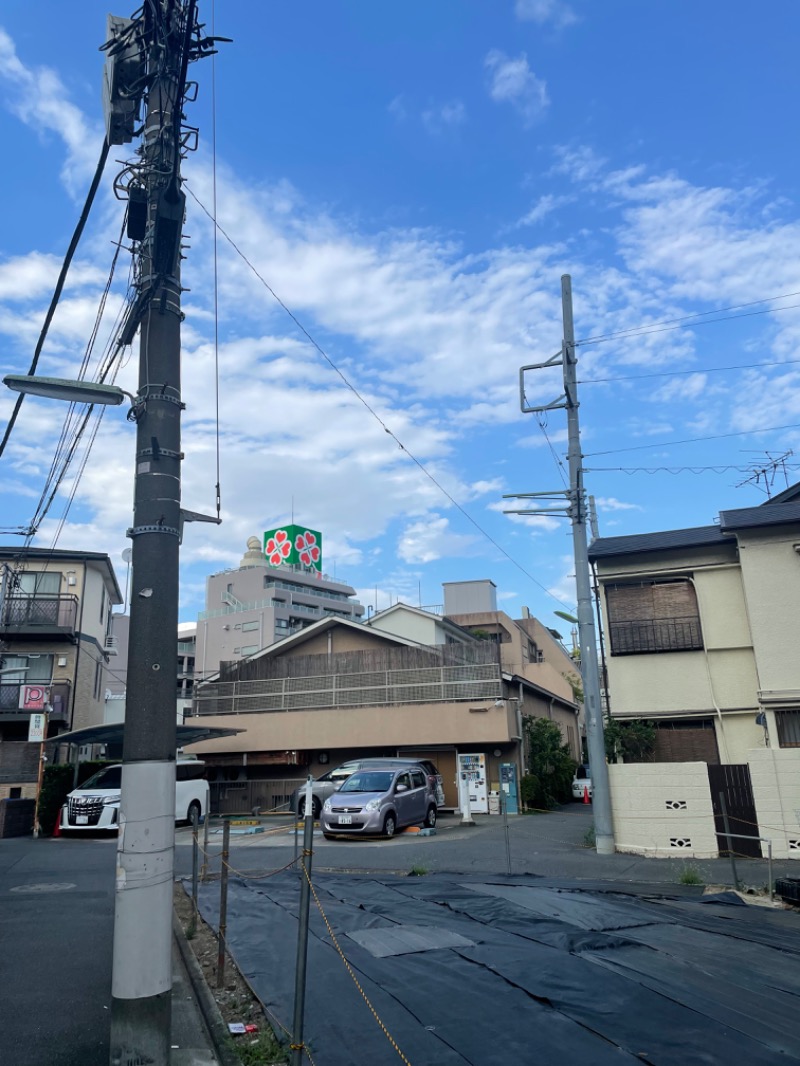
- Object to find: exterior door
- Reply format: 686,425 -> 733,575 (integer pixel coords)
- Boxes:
707,764 -> 761,858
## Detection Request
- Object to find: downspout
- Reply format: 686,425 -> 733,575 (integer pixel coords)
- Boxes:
71,564 -> 88,731
591,561 -> 611,717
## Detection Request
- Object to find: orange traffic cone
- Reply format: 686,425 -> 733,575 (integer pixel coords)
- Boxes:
52,807 -> 63,837
583,785 -> 590,804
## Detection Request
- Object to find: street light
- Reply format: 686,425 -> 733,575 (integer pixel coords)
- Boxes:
3,374 -> 134,407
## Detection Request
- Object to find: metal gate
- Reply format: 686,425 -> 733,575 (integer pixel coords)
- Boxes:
707,764 -> 761,858
209,778 -> 306,816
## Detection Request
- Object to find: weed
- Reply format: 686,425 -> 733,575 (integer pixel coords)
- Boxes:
678,864 -> 703,886
581,825 -> 596,849
409,864 -> 429,877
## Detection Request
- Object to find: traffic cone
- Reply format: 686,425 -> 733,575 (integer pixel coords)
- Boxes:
583,785 -> 590,804
52,807 -> 63,837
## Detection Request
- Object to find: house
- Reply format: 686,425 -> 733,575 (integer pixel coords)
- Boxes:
0,546 -> 122,799
194,533 -> 365,679
185,595 -> 580,814
588,483 -> 800,859
102,614 -> 195,725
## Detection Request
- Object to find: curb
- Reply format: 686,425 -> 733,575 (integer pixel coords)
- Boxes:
172,909 -> 240,1066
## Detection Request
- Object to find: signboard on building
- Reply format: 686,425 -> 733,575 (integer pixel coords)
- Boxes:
263,525 -> 323,572
28,712 -> 46,743
19,685 -> 47,711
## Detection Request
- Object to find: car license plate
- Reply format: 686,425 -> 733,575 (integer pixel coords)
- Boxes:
76,815 -> 88,824
337,815 -> 352,825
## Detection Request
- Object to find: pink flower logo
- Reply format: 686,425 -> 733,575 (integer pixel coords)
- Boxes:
295,530 -> 320,567
265,529 -> 292,566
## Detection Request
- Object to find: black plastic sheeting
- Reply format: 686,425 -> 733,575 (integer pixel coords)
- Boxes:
188,872 -> 800,1065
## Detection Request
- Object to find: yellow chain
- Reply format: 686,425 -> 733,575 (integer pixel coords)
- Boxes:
302,864 -> 413,1066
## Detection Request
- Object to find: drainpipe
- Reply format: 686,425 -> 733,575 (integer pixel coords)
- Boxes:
71,564 -> 88,732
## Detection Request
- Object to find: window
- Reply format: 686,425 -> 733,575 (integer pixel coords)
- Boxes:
606,580 -> 703,655
241,620 -> 259,632
17,571 -> 61,595
239,644 -> 259,656
410,769 -> 426,790
776,710 -> 800,748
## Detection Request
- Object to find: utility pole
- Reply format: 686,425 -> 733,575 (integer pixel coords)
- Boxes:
505,275 -> 614,855
109,5 -> 189,1063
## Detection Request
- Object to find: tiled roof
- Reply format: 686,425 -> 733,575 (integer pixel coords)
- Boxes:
588,525 -> 728,560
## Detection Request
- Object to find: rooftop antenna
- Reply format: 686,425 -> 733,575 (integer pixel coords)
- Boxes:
736,450 -> 793,498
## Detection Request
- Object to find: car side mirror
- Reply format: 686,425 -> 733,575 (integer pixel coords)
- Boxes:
396,783 -> 408,793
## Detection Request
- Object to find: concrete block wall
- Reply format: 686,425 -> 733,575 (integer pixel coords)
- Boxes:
609,762 -> 719,858
748,748 -> 800,860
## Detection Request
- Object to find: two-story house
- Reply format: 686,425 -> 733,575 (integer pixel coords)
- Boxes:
588,483 -> 800,858
0,547 -> 122,799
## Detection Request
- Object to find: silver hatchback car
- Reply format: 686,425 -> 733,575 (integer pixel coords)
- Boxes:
321,765 -> 437,839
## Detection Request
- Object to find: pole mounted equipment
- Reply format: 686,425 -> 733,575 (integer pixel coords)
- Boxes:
505,275 -> 615,856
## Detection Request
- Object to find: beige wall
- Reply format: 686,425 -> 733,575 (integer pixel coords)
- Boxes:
369,611 -> 441,645
186,700 -> 516,756
736,526 -> 800,696
284,626 -> 394,657
608,762 -> 719,858
749,747 -> 800,860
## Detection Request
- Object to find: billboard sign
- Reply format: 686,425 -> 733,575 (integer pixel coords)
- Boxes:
263,525 -> 323,572
28,712 -> 46,743
19,685 -> 47,711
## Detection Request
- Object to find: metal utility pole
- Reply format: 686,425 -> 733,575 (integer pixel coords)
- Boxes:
109,5 -> 189,1062
505,274 -> 614,855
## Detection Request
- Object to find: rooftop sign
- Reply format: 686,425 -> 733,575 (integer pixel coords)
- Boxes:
264,525 -> 322,572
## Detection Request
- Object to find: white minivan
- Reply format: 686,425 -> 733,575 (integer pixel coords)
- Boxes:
60,757 -> 209,831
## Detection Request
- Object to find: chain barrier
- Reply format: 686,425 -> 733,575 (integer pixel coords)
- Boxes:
302,863 -> 413,1066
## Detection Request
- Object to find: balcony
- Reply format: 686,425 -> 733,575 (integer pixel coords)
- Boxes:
609,616 -> 704,656
0,594 -> 78,640
0,679 -> 71,724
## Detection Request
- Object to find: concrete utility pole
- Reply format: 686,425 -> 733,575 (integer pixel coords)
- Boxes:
505,275 -> 614,855
110,4 -> 189,1062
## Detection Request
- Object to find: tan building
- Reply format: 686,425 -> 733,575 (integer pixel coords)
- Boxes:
186,595 -> 579,813
0,547 -> 122,799
589,484 -> 800,859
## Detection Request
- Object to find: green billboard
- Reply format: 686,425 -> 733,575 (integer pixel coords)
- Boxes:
263,525 -> 323,572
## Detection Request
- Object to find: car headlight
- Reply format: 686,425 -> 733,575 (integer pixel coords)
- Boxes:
364,799 -> 381,812
323,798 -> 333,812
102,797 -> 119,805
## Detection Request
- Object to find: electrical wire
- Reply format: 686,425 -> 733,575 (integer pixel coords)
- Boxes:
585,422 -> 800,458
576,290 -> 800,347
0,140 -> 111,463
586,464 -> 800,475
184,182 -> 574,609
579,355 -> 800,385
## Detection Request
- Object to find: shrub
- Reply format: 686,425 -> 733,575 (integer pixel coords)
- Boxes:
523,718 -> 576,809
519,773 -> 541,810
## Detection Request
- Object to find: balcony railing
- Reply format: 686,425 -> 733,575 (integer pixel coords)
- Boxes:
609,616 -> 703,656
0,594 -> 78,639
0,679 -> 71,723
192,662 -> 503,716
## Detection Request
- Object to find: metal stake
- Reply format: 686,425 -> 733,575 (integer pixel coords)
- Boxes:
502,790 -> 512,876
719,792 -> 740,891
216,820 -> 230,989
188,807 -> 199,938
292,779 -> 315,1065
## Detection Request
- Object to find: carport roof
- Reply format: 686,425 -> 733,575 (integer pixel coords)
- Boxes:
46,723 -> 243,747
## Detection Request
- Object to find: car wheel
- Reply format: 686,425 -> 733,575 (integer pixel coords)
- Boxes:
187,800 -> 202,826
383,813 -> 397,838
424,805 -> 437,829
298,796 -> 320,819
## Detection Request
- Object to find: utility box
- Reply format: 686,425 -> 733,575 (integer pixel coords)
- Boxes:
488,792 -> 500,816
500,763 -> 519,815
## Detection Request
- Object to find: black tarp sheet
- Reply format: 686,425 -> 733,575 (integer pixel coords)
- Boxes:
188,872 -> 800,1065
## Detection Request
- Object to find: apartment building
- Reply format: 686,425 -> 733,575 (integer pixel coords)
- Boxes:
0,547 -> 122,798
194,533 -> 364,680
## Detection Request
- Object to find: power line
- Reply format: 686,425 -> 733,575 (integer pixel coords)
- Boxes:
576,290 -> 800,347
585,422 -> 800,457
579,355 -> 800,385
586,463 -> 800,474
0,140 -> 110,462
184,182 -> 573,609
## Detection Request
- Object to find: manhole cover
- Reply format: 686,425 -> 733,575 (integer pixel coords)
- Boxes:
10,882 -> 76,894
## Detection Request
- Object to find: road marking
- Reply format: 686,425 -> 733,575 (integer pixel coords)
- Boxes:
10,882 -> 77,893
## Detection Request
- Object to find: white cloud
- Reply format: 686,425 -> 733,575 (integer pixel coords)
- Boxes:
485,51 -> 549,125
593,497 -> 642,512
0,28 -> 103,195
515,0 -> 577,28
421,99 -> 467,135
397,515 -> 476,564
518,194 -> 572,226
388,95 -> 407,122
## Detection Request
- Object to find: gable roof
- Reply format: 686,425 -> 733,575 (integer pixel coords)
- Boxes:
368,601 -> 476,642
719,500 -> 800,531
588,525 -> 728,560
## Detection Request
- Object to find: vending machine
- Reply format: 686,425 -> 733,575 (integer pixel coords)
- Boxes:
457,752 -> 488,814
499,763 -> 519,815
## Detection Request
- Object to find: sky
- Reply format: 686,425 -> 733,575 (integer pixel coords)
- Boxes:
1,1 -> 799,629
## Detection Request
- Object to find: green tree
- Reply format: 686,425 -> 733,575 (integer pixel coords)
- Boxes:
603,717 -> 656,762
523,717 -> 577,809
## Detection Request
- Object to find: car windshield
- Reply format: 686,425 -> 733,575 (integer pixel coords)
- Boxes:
575,765 -> 590,780
339,771 -> 394,793
77,766 -> 122,790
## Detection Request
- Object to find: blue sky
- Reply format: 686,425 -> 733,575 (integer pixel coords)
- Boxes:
1,1 -> 799,627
